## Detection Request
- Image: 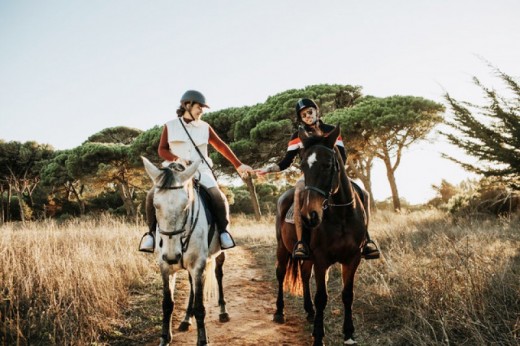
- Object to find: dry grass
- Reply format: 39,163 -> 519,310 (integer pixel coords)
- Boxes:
308,210 -> 519,345
1,210 -> 519,345
0,214 -> 156,345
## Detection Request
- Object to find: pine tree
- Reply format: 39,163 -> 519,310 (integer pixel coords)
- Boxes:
442,66 -> 520,187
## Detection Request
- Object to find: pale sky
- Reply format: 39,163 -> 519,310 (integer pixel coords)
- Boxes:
1,0 -> 519,203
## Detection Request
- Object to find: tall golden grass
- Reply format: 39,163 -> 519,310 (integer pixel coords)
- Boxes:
301,210 -> 519,345
0,214 -> 156,345
1,210 -> 519,345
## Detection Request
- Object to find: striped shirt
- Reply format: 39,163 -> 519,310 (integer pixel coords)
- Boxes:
277,121 -> 347,171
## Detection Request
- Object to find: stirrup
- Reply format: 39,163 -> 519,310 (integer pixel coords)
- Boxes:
138,232 -> 155,253
219,231 -> 236,250
362,240 -> 380,260
292,241 -> 309,259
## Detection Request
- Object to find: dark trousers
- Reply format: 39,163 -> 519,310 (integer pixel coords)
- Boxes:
146,186 -> 230,234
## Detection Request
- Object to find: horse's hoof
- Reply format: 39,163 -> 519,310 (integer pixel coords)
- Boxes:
273,313 -> 285,324
344,338 -> 357,345
178,321 -> 191,331
306,313 -> 315,322
219,312 -> 230,322
159,336 -> 170,346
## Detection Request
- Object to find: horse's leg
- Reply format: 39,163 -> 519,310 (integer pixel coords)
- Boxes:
273,225 -> 291,324
342,261 -> 361,344
178,273 -> 194,331
159,268 -> 175,346
301,260 -> 315,322
215,252 -> 230,322
274,189 -> 294,324
191,264 -> 208,346
312,263 -> 329,346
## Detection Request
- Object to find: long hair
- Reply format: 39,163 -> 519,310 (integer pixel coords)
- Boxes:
176,103 -> 189,117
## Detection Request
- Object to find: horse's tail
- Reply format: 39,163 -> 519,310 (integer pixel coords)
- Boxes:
203,257 -> 218,303
283,256 -> 303,296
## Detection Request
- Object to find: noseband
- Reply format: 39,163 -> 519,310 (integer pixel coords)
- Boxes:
303,145 -> 353,209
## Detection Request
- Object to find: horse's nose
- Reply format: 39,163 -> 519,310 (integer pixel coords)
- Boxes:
163,252 -> 182,265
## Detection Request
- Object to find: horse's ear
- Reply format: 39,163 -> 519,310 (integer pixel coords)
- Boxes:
178,159 -> 202,182
325,125 -> 340,149
142,156 -> 162,183
298,125 -> 311,142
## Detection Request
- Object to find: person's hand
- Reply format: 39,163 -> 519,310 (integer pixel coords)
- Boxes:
254,164 -> 280,176
237,164 -> 253,178
254,168 -> 268,176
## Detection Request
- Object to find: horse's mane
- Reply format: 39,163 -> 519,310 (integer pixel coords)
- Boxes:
157,167 -> 176,190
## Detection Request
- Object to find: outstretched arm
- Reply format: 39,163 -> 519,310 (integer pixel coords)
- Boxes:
208,126 -> 252,175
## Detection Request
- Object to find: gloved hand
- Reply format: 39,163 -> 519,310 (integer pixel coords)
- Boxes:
237,164 -> 253,178
254,164 -> 280,176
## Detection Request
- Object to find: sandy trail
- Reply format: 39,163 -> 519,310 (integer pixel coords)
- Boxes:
150,245 -> 312,346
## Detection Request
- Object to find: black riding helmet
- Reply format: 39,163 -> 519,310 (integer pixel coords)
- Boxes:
295,98 -> 318,122
180,90 -> 210,108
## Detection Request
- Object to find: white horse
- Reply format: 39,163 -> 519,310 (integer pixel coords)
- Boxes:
142,157 -> 230,346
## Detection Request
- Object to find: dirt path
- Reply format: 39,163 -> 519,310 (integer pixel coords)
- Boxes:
140,245 -> 312,346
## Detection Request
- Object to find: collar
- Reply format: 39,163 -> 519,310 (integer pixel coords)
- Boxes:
180,116 -> 203,127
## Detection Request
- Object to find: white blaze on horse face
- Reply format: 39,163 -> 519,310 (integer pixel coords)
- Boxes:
307,152 -> 318,169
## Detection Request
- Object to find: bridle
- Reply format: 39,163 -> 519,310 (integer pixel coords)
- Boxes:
303,145 -> 353,209
155,176 -> 202,267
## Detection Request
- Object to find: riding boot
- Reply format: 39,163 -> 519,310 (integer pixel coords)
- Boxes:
208,187 -> 236,250
362,232 -> 380,260
139,188 -> 156,253
292,183 -> 309,259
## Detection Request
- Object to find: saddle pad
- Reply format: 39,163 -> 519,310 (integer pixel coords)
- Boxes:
285,203 -> 295,224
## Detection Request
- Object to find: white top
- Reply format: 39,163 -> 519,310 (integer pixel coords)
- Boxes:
164,117 -> 217,188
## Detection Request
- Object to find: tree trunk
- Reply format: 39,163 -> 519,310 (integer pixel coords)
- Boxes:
67,182 -> 85,215
363,177 -> 377,212
7,185 -> 12,222
0,186 -> 4,224
348,156 -> 377,211
243,174 -> 261,221
118,183 -> 137,217
16,191 -> 25,223
382,156 -> 401,211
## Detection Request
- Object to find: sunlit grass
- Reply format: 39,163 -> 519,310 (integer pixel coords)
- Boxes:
0,215 -> 155,345
1,210 -> 519,345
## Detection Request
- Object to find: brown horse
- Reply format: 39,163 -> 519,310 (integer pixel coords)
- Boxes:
273,126 -> 369,346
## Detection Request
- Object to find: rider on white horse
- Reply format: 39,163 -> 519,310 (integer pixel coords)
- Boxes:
139,90 -> 253,253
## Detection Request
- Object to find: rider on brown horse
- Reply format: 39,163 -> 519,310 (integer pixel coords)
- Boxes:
257,98 -> 380,260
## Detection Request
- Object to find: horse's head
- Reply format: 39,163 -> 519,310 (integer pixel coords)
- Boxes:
142,156 -> 201,265
298,125 -> 341,228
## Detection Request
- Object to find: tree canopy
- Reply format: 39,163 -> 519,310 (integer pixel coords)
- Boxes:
326,95 -> 445,210
442,67 -> 520,187
204,84 -> 363,172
